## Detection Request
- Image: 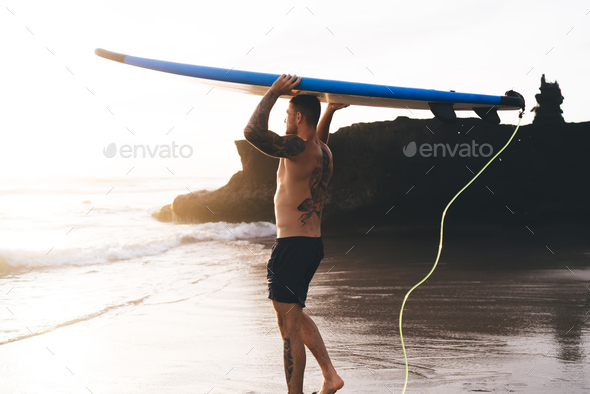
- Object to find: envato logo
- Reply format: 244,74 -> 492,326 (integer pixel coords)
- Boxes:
103,142 -> 193,159
402,141 -> 493,158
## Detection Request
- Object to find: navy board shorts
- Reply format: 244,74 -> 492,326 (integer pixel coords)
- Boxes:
267,236 -> 324,308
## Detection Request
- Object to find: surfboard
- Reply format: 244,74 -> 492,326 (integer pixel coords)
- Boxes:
94,48 -> 524,124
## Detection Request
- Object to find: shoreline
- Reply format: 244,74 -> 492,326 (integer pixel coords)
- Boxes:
1,229 -> 588,393
250,221 -> 590,270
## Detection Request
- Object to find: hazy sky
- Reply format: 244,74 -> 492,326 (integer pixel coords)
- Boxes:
1,0 -> 588,182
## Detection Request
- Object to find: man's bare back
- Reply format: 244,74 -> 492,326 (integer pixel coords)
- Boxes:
274,138 -> 332,238
243,74 -> 344,394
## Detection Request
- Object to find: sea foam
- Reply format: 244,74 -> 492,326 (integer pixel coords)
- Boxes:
0,221 -> 276,272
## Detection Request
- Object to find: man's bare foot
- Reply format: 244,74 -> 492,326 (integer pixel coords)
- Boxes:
313,374 -> 344,394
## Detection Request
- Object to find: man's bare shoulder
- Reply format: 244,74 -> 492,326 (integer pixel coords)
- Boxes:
318,140 -> 333,161
286,137 -> 329,162
319,139 -> 332,151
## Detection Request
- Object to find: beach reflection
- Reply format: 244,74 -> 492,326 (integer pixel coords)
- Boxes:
281,233 -> 590,393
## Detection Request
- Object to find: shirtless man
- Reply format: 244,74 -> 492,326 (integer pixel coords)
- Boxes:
244,74 -> 347,394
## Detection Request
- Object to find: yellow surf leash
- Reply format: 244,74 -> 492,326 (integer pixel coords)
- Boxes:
399,110 -> 524,393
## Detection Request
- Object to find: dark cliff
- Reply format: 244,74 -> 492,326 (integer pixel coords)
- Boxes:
153,117 -> 590,230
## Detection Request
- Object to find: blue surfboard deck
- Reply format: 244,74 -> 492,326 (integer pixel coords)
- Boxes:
95,48 -> 523,115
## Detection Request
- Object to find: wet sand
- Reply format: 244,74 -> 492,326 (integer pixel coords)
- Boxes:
1,227 -> 589,393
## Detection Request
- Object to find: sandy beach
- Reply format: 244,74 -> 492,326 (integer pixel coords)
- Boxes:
2,223 -> 589,394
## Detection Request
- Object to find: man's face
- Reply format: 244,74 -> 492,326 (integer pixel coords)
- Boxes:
285,104 -> 298,135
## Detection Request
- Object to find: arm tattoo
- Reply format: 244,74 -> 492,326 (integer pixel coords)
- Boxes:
297,147 -> 332,226
283,337 -> 294,384
244,90 -> 306,158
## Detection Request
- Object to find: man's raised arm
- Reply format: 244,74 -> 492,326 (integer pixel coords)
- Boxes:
316,103 -> 349,144
244,74 -> 305,158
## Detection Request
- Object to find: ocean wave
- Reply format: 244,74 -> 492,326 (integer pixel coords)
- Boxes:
0,221 -> 276,272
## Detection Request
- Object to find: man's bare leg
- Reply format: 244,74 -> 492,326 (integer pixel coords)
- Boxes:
272,299 -> 306,394
301,312 -> 344,394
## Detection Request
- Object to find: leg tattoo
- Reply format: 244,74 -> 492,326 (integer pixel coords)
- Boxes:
283,337 -> 294,384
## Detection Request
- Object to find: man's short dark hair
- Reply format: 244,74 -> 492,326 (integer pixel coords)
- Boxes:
289,95 -> 321,127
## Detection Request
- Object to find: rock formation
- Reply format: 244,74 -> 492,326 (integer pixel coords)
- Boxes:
531,74 -> 565,124
153,117 -> 590,230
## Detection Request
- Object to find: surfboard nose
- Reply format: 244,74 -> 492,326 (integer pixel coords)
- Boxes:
95,48 -> 127,63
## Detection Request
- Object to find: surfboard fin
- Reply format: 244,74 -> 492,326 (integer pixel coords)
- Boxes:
473,107 -> 500,125
429,103 -> 457,124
